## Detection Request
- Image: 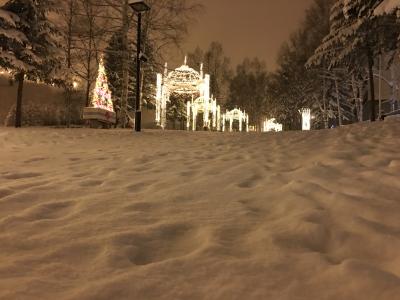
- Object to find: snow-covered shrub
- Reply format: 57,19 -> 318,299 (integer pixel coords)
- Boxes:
5,103 -> 67,126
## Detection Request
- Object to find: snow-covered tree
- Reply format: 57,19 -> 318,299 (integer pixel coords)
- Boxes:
308,0 -> 400,122
227,58 -> 269,130
375,0 -> 400,14
104,29 -> 156,124
104,30 -> 135,115
187,42 -> 232,104
266,0 -> 334,130
0,0 -> 62,127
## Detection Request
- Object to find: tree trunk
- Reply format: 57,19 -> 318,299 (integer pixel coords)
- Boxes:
15,72 -> 24,128
85,36 -> 93,107
334,76 -> 342,126
65,0 -> 74,128
367,47 -> 376,122
390,63 -> 397,113
323,76 -> 328,129
120,0 -> 130,128
359,82 -> 366,122
351,75 -> 359,122
378,54 -> 382,120
84,0 -> 94,108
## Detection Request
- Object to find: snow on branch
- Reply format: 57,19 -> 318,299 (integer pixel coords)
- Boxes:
0,8 -> 20,27
375,0 -> 400,15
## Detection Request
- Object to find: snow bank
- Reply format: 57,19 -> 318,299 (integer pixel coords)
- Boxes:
0,121 -> 399,299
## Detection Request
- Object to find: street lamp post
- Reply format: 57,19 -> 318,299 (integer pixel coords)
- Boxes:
129,0 -> 150,132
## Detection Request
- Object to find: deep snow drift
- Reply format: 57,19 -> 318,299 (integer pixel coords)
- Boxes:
0,120 -> 400,300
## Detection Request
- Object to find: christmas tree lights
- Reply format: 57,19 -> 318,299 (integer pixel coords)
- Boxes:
91,57 -> 114,112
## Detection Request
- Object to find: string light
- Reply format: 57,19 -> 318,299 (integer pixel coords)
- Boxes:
156,57 -> 216,130
263,118 -> 283,132
155,57 -> 250,132
222,108 -> 249,132
300,108 -> 311,131
91,57 -> 114,112
83,57 -> 116,125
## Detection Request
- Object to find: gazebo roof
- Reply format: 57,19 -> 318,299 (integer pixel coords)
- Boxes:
166,59 -> 202,94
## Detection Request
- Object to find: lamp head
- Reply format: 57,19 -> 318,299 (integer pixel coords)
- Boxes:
129,0 -> 151,13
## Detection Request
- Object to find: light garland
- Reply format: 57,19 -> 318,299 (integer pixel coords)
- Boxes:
155,57 -> 250,132
263,118 -> 283,132
156,57 -> 219,130
222,108 -> 249,132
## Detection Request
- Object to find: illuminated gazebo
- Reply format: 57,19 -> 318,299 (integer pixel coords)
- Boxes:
155,57 -> 221,130
222,108 -> 249,132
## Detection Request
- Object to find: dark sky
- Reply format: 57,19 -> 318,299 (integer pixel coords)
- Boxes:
174,0 -> 314,71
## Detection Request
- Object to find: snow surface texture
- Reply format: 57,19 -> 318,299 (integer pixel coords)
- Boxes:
0,121 -> 400,300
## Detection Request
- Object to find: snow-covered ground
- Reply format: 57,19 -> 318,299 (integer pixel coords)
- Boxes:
0,121 -> 400,300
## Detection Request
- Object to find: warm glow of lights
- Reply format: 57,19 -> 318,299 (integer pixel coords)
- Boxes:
156,73 -> 162,123
0,68 -> 11,75
263,118 -> 283,132
222,108 -> 249,132
73,81 -> 78,89
155,58 -> 250,132
156,58 -> 218,130
300,108 -> 311,131
91,57 -> 114,112
186,101 -> 191,129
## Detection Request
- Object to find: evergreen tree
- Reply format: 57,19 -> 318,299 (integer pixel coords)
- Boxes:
308,0 -> 400,121
0,0 -> 61,127
166,94 -> 187,129
104,30 -> 135,113
227,58 -> 268,130
104,29 -> 156,125
267,0 -> 334,129
187,42 -> 232,104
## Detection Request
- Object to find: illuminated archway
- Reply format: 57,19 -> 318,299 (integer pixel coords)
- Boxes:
155,57 -> 221,130
222,108 -> 249,132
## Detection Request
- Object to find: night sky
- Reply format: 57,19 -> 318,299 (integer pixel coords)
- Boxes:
179,0 -> 314,70
0,0 -> 315,71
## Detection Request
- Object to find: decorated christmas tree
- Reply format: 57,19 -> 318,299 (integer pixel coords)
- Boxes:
91,57 -> 114,112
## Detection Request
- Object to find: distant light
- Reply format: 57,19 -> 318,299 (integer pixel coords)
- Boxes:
128,0 -> 151,13
300,108 -> 311,131
73,81 -> 78,89
263,118 -> 283,132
